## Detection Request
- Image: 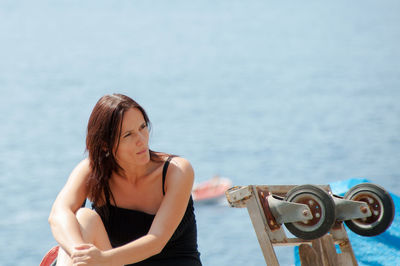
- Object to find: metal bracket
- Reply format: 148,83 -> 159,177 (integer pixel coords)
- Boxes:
267,195 -> 314,224
332,195 -> 372,221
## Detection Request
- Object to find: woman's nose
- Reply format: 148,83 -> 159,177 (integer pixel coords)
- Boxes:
136,133 -> 145,146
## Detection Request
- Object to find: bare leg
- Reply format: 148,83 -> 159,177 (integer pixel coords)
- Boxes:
56,208 -> 112,266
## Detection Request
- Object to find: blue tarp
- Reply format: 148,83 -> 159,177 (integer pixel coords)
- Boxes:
294,178 -> 400,266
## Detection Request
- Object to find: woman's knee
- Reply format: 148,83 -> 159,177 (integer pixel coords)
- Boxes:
75,208 -> 111,250
76,208 -> 103,243
76,208 -> 101,225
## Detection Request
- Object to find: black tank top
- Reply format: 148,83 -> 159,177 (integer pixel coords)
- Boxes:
93,157 -> 202,266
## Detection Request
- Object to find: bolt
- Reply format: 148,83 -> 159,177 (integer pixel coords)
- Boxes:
360,206 -> 368,213
303,210 -> 309,216
368,198 -> 374,204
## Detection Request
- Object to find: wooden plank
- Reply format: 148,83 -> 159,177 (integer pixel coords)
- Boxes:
272,237 -> 351,246
225,186 -> 252,208
255,185 -> 331,197
337,240 -> 358,266
310,238 -> 326,266
299,244 -> 321,266
246,186 -> 280,266
255,185 -> 296,197
320,235 -> 339,266
331,223 -> 358,266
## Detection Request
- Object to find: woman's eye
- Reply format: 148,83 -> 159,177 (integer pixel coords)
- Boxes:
140,123 -> 147,130
124,133 -> 131,138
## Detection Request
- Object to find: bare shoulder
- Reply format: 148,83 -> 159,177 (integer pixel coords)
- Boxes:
67,158 -> 91,184
165,156 -> 194,187
168,157 -> 194,175
75,158 -> 91,174
78,157 -> 91,170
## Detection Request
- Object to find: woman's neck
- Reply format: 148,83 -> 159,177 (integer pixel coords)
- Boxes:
114,159 -> 158,184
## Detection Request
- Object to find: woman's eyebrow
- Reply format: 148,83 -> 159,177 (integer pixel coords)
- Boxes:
122,129 -> 132,135
121,120 -> 146,135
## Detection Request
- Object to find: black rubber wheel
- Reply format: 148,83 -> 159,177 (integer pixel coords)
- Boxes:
344,183 -> 394,236
284,185 -> 336,240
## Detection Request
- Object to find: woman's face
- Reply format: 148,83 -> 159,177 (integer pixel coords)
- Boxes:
114,108 -> 150,166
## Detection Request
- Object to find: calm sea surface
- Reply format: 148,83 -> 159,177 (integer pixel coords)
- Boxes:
1,0 -> 399,265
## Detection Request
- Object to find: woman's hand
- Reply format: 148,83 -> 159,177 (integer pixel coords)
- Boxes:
71,244 -> 113,266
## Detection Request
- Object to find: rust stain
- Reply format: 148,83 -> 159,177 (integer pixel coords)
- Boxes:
257,188 -> 281,231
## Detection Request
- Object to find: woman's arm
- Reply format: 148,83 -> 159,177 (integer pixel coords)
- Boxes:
72,157 -> 195,266
48,158 -> 91,255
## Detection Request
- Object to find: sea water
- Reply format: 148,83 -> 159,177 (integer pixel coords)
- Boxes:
0,0 -> 399,265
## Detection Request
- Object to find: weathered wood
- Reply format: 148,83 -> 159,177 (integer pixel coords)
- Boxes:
330,222 -> 358,266
246,186 -> 280,266
299,244 -> 321,266
319,235 -> 339,266
255,185 -> 331,197
225,186 -> 252,208
311,238 -> 326,266
300,235 -> 343,266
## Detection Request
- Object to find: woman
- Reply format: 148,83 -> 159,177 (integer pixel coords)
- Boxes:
48,94 -> 202,266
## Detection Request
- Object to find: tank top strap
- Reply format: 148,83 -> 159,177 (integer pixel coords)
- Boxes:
162,156 -> 173,195
104,185 -> 111,205
104,182 -> 117,207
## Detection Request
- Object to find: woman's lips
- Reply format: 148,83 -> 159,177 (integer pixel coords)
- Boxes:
137,148 -> 147,155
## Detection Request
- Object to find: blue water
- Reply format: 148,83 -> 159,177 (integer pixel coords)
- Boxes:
1,0 -> 400,265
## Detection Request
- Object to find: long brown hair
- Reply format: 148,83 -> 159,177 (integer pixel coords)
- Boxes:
86,93 -> 163,206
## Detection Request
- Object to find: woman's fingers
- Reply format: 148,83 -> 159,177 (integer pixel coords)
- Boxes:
73,261 -> 88,266
71,244 -> 93,259
71,250 -> 87,258
74,243 -> 94,250
73,255 -> 89,264
71,244 -> 105,265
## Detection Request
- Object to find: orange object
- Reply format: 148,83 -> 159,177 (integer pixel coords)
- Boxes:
40,245 -> 59,266
192,176 -> 232,204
